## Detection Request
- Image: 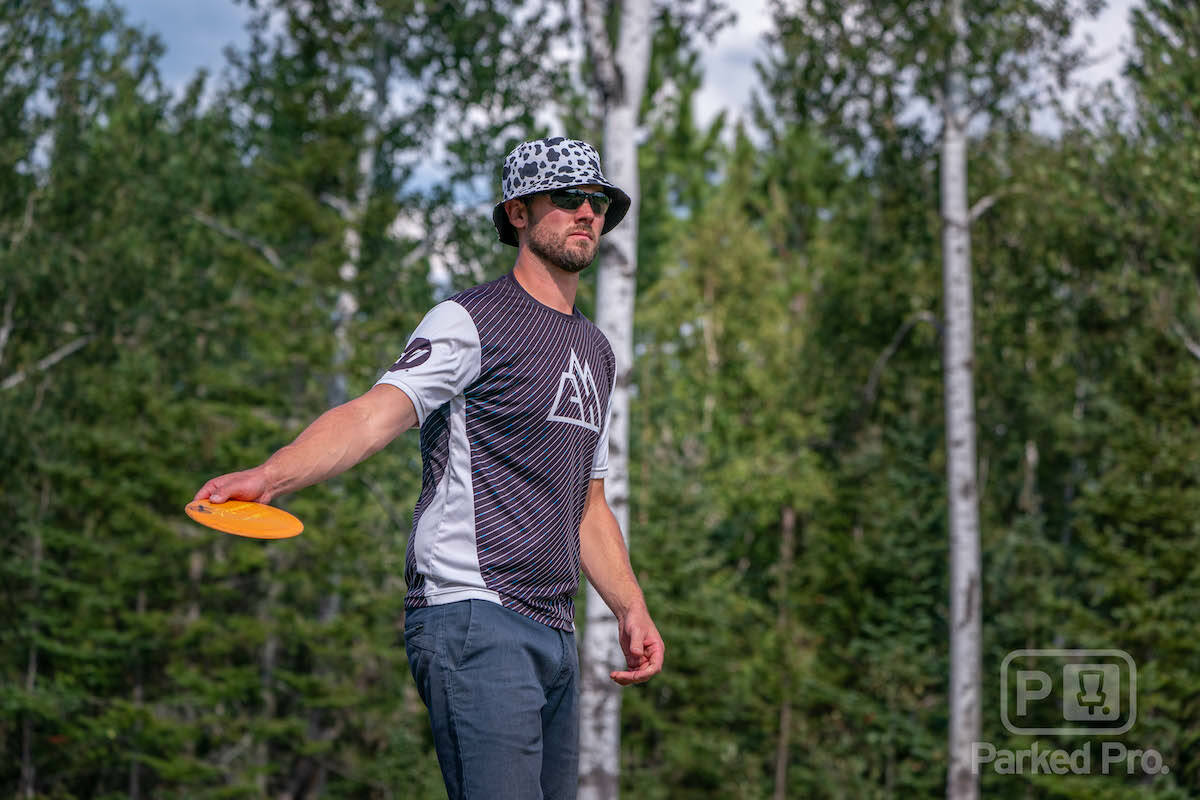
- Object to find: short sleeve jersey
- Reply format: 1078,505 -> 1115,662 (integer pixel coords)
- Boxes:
375,272 -> 615,631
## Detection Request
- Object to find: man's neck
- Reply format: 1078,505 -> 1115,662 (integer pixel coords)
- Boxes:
512,253 -> 580,315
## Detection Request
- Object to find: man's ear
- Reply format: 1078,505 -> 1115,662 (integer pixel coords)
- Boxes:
505,197 -> 530,232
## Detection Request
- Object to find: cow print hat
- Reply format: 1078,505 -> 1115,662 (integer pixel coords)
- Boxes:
492,137 -> 631,247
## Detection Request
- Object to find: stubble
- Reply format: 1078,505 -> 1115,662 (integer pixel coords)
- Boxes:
527,219 -> 597,274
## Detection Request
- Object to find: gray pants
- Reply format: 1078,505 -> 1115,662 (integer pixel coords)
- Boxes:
405,599 -> 580,800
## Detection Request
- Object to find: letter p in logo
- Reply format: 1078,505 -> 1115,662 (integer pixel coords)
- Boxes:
1016,670 -> 1052,716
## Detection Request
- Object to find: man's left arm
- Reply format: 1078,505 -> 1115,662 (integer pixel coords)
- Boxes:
579,478 -> 665,685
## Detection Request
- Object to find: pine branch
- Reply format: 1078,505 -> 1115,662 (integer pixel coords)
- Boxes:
1,335 -> 93,391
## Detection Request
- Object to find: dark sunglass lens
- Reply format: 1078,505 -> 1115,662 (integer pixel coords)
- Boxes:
550,190 -> 586,210
550,189 -> 611,215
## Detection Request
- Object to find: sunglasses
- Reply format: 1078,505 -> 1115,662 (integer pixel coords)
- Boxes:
546,188 -> 612,215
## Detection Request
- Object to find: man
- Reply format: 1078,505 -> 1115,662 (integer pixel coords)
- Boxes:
193,137 -> 664,799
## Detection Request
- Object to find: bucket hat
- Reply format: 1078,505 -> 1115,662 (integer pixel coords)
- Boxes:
492,137 -> 631,247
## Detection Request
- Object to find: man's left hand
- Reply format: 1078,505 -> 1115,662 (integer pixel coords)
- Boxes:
611,605 -> 664,686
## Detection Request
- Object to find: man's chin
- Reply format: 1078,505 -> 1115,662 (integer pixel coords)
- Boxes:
566,239 -> 597,265
565,249 -> 596,273
529,233 -> 596,273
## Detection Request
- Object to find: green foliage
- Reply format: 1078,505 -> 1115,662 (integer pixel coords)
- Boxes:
0,0 -> 556,795
757,0 -> 1103,159
5,0 -> 1200,797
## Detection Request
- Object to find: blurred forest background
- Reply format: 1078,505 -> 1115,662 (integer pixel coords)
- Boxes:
3,0 -> 1200,797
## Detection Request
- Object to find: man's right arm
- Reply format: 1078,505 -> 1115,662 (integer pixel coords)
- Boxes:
193,383 -> 417,504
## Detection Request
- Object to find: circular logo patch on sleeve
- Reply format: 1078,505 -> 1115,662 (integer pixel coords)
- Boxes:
388,338 -> 432,371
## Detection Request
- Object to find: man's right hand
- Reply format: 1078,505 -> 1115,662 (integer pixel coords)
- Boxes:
193,466 -> 273,505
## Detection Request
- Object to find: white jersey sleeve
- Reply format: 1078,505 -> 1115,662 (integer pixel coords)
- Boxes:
591,386 -> 613,478
375,300 -> 481,425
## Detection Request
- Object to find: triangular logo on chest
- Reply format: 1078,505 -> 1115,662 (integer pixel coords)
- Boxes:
547,348 -> 603,433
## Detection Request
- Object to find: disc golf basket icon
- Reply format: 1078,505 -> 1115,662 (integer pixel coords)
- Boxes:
1076,668 -> 1111,718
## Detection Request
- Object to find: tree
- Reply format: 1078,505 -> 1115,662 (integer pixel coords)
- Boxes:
574,1 -> 735,793
577,0 -> 654,795
938,4 -> 981,795
0,0 -> 576,795
757,2 -> 1102,795
621,125 -> 834,797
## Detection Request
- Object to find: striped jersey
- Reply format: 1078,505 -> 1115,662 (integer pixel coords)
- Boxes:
375,271 -> 615,631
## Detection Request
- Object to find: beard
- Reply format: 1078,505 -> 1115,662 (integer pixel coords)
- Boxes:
527,219 -> 598,274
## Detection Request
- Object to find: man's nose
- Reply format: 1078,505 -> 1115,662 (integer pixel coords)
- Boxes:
573,201 -> 596,223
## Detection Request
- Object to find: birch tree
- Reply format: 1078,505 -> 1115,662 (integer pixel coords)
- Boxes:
939,2 -> 980,794
578,1 -> 653,795
758,2 -> 1101,797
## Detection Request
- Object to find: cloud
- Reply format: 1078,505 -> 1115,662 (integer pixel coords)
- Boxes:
115,0 -> 252,92
694,0 -> 772,130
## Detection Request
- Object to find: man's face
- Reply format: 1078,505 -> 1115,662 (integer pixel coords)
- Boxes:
518,185 -> 607,274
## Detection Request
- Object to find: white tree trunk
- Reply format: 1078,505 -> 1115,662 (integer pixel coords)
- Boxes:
579,1 -> 652,797
942,1 -> 981,798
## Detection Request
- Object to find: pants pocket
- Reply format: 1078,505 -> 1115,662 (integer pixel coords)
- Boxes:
405,619 -> 437,654
446,599 -> 480,670
405,637 -> 436,708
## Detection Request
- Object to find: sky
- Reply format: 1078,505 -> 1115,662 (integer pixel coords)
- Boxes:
116,0 -> 1140,132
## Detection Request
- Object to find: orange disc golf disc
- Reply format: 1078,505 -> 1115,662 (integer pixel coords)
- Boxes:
185,500 -> 304,539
